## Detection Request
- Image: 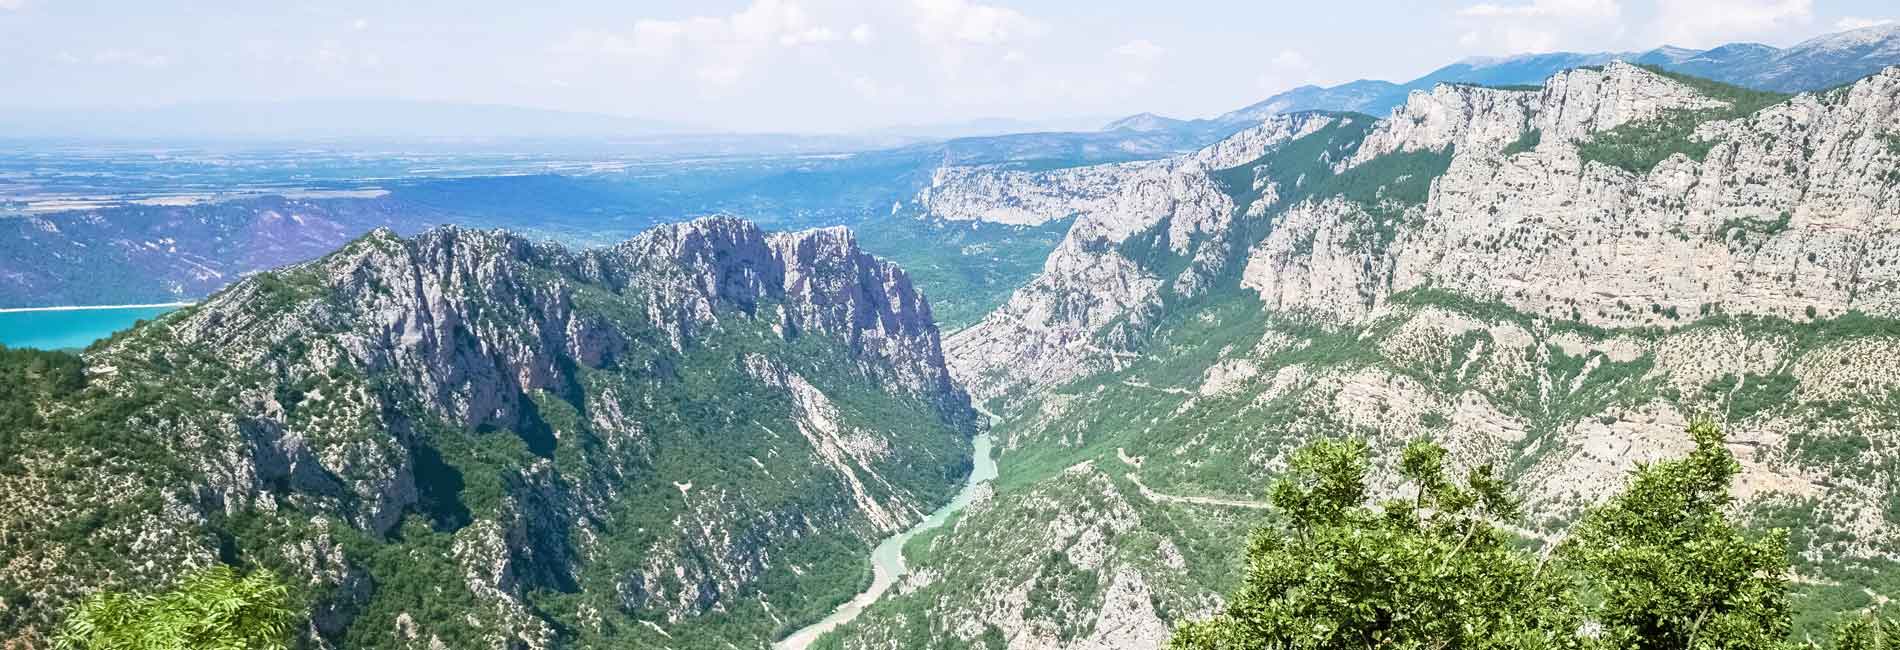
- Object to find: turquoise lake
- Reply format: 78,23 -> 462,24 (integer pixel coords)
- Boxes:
0,306 -> 182,351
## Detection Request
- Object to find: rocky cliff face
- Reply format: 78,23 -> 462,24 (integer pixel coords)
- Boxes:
821,62 -> 1900,649
0,217 -> 975,649
1249,62 -> 1900,326
935,113 -> 1342,404
937,62 -> 1900,403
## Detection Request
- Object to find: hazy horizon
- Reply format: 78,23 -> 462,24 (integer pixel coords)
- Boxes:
0,0 -> 1895,135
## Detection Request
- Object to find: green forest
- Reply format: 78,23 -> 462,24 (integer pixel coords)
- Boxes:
1171,421 -> 1895,649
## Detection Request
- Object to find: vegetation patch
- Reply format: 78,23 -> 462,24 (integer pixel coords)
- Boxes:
1502,128 -> 1543,156
1577,66 -> 1790,174
856,214 -> 1073,330
1722,211 -> 1793,240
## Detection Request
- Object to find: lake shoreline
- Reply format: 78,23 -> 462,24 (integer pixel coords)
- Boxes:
0,302 -> 194,314
0,304 -> 187,350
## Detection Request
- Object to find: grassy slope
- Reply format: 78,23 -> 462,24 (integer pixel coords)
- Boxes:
856,215 -> 1075,332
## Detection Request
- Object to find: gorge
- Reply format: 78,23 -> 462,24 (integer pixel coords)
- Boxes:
13,21 -> 1900,650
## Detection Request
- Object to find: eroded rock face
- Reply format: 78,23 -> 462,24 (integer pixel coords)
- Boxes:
936,113 -> 1342,404
0,217 -> 976,649
1247,62 -> 1900,328
937,62 -> 1900,408
1344,62 -> 1729,167
844,62 -> 1900,650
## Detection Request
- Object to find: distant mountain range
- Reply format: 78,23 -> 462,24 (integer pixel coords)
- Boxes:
1114,23 -> 1900,128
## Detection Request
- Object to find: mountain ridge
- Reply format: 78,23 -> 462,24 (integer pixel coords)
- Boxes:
817,60 -> 1900,648
0,216 -> 978,648
1107,23 -> 1900,133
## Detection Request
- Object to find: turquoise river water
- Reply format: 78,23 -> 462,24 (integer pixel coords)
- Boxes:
775,433 -> 998,649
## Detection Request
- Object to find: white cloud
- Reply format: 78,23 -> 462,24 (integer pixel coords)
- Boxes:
0,0 -> 23,10
92,49 -> 171,68
1454,0 -> 1619,54
779,27 -> 839,46
1253,50 -> 1321,94
1500,26 -> 1558,51
911,0 -> 1043,46
1652,0 -> 1812,47
850,23 -> 874,44
556,0 -> 847,88
1458,0 -> 1620,19
1112,39 -> 1165,61
850,75 -> 906,102
351,18 -> 369,31
1111,40 -> 1166,87
1836,17 -> 1895,31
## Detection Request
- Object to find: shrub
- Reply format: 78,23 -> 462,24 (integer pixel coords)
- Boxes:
54,565 -> 299,650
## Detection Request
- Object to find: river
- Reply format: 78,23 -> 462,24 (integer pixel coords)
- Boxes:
0,304 -> 185,351
774,432 -> 997,649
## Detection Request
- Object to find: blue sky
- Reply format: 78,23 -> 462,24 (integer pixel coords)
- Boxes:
0,0 -> 1893,132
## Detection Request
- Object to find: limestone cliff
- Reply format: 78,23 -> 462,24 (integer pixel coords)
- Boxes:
0,217 -> 975,649
823,62 -> 1900,649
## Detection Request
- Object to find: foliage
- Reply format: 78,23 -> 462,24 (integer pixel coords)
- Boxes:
1637,65 -> 1793,116
1503,128 -> 1544,156
1169,421 -> 1845,649
1559,418 -> 1798,649
1826,609 -> 1900,650
53,565 -> 298,650
856,214 -> 1073,330
0,345 -> 85,439
1577,67 -> 1790,174
1168,439 -> 1583,650
1721,211 -> 1793,240
1216,113 -> 1453,215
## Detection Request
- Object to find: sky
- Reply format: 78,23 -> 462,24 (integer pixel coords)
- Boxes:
0,0 -> 1894,133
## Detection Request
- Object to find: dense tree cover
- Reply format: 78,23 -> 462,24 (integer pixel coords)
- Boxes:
1168,439 -> 1583,650
1564,420 -> 1795,649
0,345 -> 85,436
855,214 -> 1074,331
1170,420 -> 1892,649
1827,610 -> 1899,650
53,565 -> 297,650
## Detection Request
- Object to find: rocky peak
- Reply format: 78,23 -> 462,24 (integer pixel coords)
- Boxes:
1346,61 -> 1726,169
1347,83 -> 1538,166
594,216 -> 966,419
1534,60 -> 1730,140
1193,111 -> 1340,170
24,215 -> 978,649
141,216 -> 970,441
940,62 -> 1900,406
